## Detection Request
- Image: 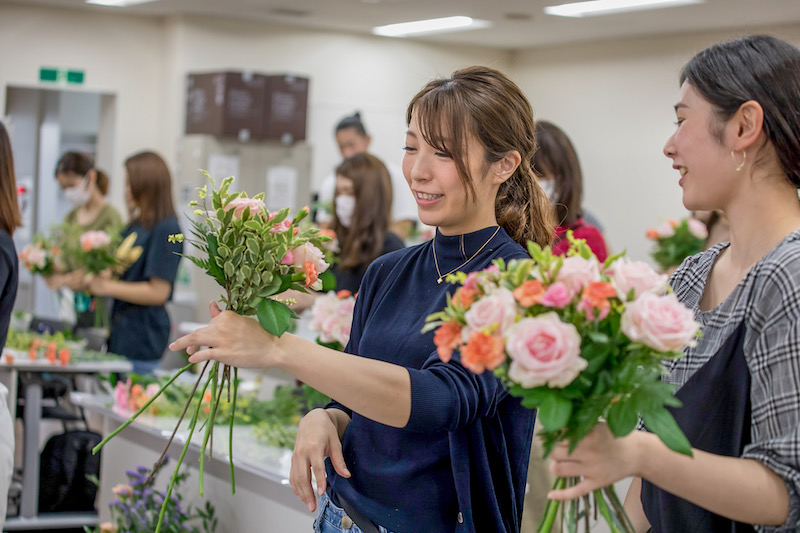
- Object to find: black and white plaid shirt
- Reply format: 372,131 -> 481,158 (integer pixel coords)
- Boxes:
666,231 -> 800,532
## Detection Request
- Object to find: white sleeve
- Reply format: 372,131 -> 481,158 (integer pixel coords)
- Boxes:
386,163 -> 419,223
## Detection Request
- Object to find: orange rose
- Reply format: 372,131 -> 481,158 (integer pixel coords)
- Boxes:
645,228 -> 659,240
453,287 -> 477,309
434,321 -> 463,362
336,290 -> 352,299
513,279 -> 545,307
460,330 -> 506,374
578,281 -> 617,320
304,261 -> 318,288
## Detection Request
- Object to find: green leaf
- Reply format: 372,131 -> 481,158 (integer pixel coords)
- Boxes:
320,270 -> 337,292
538,392 -> 573,432
224,261 -> 235,278
256,298 -> 299,337
641,407 -> 693,456
607,398 -> 639,437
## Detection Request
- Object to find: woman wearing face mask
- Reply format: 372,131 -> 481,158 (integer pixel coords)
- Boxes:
533,121 -> 608,262
45,152 -> 122,290
329,153 -> 405,293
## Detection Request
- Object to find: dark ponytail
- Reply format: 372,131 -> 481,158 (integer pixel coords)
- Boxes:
55,151 -> 111,197
406,66 -> 554,247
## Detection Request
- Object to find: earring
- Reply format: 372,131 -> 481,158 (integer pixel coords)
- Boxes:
731,150 -> 746,172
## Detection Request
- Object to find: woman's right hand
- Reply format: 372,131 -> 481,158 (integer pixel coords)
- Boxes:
290,408 -> 351,513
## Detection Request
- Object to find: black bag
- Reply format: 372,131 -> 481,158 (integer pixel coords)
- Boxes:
38,430 -> 102,513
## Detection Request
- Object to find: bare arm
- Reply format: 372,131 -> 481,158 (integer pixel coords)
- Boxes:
550,426 -> 790,527
88,276 -> 173,307
622,477 -> 650,533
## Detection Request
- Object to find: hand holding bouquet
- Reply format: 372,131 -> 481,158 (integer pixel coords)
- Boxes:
425,234 -> 701,533
92,172 -> 331,533
646,216 -> 708,271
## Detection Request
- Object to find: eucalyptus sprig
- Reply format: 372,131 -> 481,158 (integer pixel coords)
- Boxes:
93,172 -> 331,533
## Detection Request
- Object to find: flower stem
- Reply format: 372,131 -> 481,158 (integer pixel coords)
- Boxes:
229,367 -> 238,494
145,361 -> 210,486
92,363 -> 193,455
594,489 -> 622,533
603,486 -> 637,533
199,361 -> 219,496
537,477 -> 565,533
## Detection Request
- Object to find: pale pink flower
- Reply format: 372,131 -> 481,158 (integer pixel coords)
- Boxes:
607,258 -> 668,301
621,292 -> 700,353
80,230 -> 111,251
114,380 -> 130,411
111,483 -> 133,497
310,291 -> 355,347
145,383 -> 160,398
541,282 -> 572,309
688,217 -> 709,239
224,196 -> 266,219
505,313 -> 586,388
556,255 -> 601,295
464,287 -> 518,335
20,244 -> 47,269
655,221 -> 675,238
287,243 -> 329,290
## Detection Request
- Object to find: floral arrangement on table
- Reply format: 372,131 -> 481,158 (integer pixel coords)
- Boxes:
646,216 -> 708,271
85,461 -> 217,533
18,233 -> 62,275
2,327 -> 127,366
309,289 -> 355,351
424,234 -> 701,533
93,172 -> 331,533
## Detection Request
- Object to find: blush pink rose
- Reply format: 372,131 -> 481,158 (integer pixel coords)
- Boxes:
80,230 -> 111,251
464,287 -> 518,334
310,292 -> 355,346
541,282 -> 571,309
20,244 -> 47,269
224,196 -> 266,218
505,313 -> 586,388
654,221 -> 675,238
621,292 -> 700,352
556,256 -> 601,295
688,217 -> 709,239
607,258 -> 668,301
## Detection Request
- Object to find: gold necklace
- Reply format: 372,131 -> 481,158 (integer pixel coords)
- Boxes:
433,226 -> 501,284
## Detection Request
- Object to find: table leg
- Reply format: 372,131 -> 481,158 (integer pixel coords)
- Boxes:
20,382 -> 41,519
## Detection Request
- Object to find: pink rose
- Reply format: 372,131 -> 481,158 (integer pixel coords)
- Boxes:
310,292 -> 355,347
621,292 -> 700,352
20,244 -> 47,269
224,196 -> 265,219
464,287 -> 518,334
80,230 -> 111,251
310,292 -> 339,331
145,383 -> 160,397
113,381 -> 129,411
556,256 -> 601,295
607,258 -> 667,301
505,313 -> 586,388
688,217 -> 708,239
541,282 -> 571,309
288,242 -> 329,273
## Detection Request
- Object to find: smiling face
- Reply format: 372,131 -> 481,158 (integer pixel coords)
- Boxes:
402,113 -> 502,235
664,82 -> 738,212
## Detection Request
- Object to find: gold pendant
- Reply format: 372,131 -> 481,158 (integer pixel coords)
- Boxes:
437,277 -> 443,284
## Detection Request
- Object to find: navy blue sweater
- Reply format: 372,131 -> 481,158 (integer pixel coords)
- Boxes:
327,226 -> 536,533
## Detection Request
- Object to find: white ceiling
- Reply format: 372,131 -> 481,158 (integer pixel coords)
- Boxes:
7,0 -> 800,49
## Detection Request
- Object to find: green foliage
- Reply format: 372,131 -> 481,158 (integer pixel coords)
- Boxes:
648,218 -> 705,270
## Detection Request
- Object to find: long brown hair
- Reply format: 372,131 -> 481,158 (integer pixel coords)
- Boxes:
533,121 -> 583,227
0,122 -> 21,235
124,151 -> 176,229
55,151 -> 111,196
405,66 -> 554,247
333,153 -> 393,269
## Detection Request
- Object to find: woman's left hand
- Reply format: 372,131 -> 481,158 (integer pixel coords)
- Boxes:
547,422 -> 643,500
169,301 -> 277,369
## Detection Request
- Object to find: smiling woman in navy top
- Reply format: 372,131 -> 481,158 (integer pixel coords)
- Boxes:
172,66 -> 555,533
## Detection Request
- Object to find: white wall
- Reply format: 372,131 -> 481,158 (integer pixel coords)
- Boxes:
0,3 -> 167,213
165,15 -> 512,190
510,25 -> 800,263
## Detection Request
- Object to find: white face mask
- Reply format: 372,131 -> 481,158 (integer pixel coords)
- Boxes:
335,194 -> 356,228
63,176 -> 92,207
539,179 -> 556,202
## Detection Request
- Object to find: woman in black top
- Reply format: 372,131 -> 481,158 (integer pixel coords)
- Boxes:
84,151 -> 182,375
329,153 -> 404,293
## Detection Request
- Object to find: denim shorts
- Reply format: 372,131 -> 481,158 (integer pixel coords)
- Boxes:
313,493 -> 394,533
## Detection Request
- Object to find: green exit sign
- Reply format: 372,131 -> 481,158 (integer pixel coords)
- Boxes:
39,67 -> 85,85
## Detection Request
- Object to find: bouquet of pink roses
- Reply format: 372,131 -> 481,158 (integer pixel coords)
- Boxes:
18,233 -> 62,275
424,234 -> 700,533
646,216 -> 708,271
309,290 -> 356,351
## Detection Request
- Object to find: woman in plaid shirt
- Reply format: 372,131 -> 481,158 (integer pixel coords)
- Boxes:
546,34 -> 800,532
